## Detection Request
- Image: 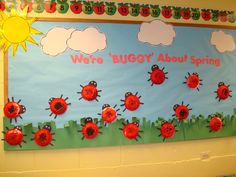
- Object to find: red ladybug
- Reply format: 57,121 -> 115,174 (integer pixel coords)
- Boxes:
119,120 -> 143,141
3,97 -> 26,123
158,121 -> 176,141
148,65 -> 168,86
120,92 -> 143,112
78,117 -> 102,140
183,72 -> 202,91
78,81 -> 102,102
172,101 -> 192,121
32,125 -> 55,146
2,126 -> 26,147
215,82 -> 232,101
46,94 -> 71,119
207,115 -> 224,132
98,104 -> 121,124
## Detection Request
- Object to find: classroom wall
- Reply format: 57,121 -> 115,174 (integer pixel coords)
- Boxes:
1,0 -> 236,177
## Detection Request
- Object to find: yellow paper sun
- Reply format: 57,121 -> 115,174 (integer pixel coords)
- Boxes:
0,7 -> 42,57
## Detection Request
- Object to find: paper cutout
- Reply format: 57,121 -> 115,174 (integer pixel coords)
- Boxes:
120,92 -> 143,112
67,27 -> 107,55
2,126 -> 26,148
0,8 -> 42,56
148,64 -> 168,86
32,124 -> 55,146
77,81 -> 102,102
173,102 -> 192,121
138,20 -> 176,46
159,121 -> 176,141
119,120 -> 142,141
98,104 -> 121,124
3,97 -> 26,123
215,82 -> 232,101
40,27 -> 76,56
208,114 -> 223,132
183,72 -> 202,91
210,30 -> 236,53
45,95 -> 71,119
78,117 -> 102,140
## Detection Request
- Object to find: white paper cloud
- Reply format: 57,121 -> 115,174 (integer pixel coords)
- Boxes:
40,27 -> 76,56
210,30 -> 236,53
138,20 -> 176,46
67,27 -> 107,54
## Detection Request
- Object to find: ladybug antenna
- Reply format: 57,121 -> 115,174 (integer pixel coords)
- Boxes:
60,94 -> 63,98
12,97 -> 14,102
7,98 -> 10,102
17,99 -> 21,104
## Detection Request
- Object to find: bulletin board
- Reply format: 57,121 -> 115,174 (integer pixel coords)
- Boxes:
1,4 -> 236,151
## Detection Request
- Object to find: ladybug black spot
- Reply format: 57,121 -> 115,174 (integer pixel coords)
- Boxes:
54,102 -> 63,110
180,110 -> 186,117
8,105 -> 15,113
86,127 -> 95,136
39,133 -> 47,141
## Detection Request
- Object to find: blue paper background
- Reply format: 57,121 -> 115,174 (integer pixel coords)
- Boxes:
8,21 -> 236,128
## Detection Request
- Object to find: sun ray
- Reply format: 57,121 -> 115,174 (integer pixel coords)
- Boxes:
0,11 -> 8,20
26,36 -> 38,45
0,38 -> 5,47
12,44 -> 19,57
20,6 -> 28,18
10,9 -> 17,17
30,27 -> 43,35
27,18 -> 36,25
20,42 -> 27,52
3,41 -> 11,53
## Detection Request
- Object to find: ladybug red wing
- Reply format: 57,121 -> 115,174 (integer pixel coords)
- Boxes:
2,127 -> 26,147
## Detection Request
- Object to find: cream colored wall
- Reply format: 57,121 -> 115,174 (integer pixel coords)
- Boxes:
1,1 -> 236,177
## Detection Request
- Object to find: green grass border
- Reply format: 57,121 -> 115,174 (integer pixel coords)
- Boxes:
3,109 -> 236,151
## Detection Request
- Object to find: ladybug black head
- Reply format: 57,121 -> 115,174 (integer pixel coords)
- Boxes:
14,126 -> 22,131
43,125 -> 52,132
20,105 -> 26,114
125,92 -> 132,98
151,65 -> 159,71
173,104 -> 179,111
102,104 -> 110,110
85,117 -> 93,124
49,97 -> 55,104
218,82 -> 225,87
192,72 -> 199,77
133,122 -> 139,127
89,81 -> 97,87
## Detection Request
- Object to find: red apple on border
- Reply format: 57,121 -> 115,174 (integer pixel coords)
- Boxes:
140,4 -> 150,17
201,9 -> 211,21
20,0 -> 33,12
93,1 -> 105,15
70,0 -> 82,14
219,10 -> 228,22
161,6 -> 172,18
118,3 -> 129,16
45,0 -> 57,13
0,0 -> 5,11
181,7 -> 191,20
